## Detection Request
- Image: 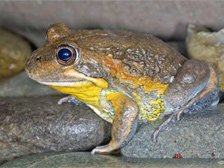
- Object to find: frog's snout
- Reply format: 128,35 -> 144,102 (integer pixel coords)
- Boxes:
25,56 -> 34,79
25,49 -> 42,79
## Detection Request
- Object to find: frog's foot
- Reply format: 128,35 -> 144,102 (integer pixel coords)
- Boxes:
153,111 -> 178,141
91,144 -> 115,154
91,94 -> 139,154
153,60 -> 219,142
58,95 -> 83,105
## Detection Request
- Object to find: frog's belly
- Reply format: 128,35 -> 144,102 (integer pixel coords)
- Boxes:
86,90 -> 167,123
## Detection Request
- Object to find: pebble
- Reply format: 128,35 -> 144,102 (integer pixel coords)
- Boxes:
186,24 -> 224,91
0,29 -> 31,79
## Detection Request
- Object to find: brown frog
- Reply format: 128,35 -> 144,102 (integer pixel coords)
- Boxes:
25,23 -> 219,154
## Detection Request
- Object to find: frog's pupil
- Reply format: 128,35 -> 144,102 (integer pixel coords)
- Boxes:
58,48 -> 72,62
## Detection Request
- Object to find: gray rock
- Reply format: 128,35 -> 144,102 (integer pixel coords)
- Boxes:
186,24 -> 224,91
0,71 -> 61,97
121,104 -> 224,158
1,152 -> 224,168
0,96 -> 111,162
0,29 -> 31,79
1,1 -> 224,47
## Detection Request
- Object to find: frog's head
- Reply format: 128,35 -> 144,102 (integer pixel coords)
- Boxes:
25,23 -> 108,91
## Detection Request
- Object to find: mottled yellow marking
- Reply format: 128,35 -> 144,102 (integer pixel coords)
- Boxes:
102,56 -> 168,94
150,98 -> 162,105
132,92 -> 141,101
132,91 -> 166,121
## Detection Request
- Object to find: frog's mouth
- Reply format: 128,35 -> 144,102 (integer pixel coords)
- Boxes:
38,80 -> 92,87
36,69 -> 109,89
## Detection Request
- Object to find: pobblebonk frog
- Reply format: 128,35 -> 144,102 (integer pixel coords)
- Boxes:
25,23 -> 219,154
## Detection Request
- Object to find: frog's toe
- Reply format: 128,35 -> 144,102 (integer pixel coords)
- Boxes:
159,111 -> 173,119
177,110 -> 184,121
58,95 -> 73,104
91,144 -> 112,155
58,95 -> 83,105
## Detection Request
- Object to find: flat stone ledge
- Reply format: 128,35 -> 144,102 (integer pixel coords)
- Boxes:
121,104 -> 224,158
1,152 -> 224,168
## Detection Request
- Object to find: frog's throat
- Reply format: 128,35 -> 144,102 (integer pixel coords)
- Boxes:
36,69 -> 108,89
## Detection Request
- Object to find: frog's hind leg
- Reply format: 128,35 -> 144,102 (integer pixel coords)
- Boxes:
153,59 -> 219,141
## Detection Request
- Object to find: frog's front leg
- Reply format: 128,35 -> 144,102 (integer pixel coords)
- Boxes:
91,93 -> 139,154
153,59 -> 219,141
58,95 -> 83,105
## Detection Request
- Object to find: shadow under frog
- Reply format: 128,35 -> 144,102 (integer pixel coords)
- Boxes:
25,23 -> 219,154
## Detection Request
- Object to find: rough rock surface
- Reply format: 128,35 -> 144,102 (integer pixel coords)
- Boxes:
0,29 -> 31,78
121,104 -> 224,158
0,71 -> 61,97
186,24 -> 224,91
1,152 -> 224,168
0,96 -> 111,163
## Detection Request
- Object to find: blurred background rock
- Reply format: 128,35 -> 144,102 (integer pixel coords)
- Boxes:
1,1 -> 224,47
186,24 -> 224,91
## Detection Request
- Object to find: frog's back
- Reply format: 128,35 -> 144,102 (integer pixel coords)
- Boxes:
72,30 -> 186,84
71,30 -> 187,121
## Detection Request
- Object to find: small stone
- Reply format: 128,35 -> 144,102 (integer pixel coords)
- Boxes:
0,29 -> 32,79
0,96 -> 111,162
186,24 -> 224,91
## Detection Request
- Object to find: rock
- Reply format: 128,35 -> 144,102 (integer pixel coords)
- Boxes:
1,152 -> 224,168
121,104 -> 224,158
186,24 -> 224,91
0,96 -> 111,162
0,71 -> 61,97
1,1 -> 224,46
0,29 -> 31,79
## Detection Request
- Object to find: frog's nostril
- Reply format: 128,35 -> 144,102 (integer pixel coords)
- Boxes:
36,56 -> 41,61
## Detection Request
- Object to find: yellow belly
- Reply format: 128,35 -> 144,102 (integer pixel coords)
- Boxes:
48,81 -> 168,123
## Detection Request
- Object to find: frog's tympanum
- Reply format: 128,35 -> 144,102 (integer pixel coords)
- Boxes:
26,23 -> 219,154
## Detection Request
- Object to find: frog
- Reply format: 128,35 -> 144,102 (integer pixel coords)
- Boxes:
25,23 -> 219,154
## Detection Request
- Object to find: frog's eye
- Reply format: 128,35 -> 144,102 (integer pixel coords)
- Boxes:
56,45 -> 79,65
